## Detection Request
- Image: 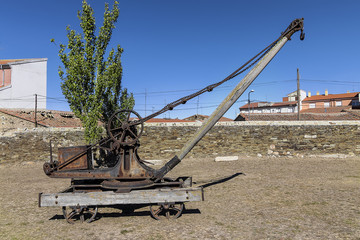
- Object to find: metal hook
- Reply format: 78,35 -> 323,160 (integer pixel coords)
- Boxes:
300,29 -> 305,41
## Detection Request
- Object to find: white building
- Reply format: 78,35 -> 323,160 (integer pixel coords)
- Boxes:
239,90 -> 307,114
0,58 -> 47,109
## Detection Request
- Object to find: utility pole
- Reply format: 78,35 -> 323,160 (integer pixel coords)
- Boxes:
297,68 -> 300,120
144,89 -> 147,117
248,90 -> 254,121
34,94 -> 38,127
196,96 -> 199,116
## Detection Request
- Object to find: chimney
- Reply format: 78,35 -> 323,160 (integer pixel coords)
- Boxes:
325,89 -> 328,96
308,91 -> 311,97
347,90 -> 350,93
316,91 -> 320,95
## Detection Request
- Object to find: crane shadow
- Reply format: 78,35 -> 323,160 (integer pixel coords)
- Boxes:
196,172 -> 244,189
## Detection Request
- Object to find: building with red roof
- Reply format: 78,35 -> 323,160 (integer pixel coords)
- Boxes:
302,91 -> 359,113
238,90 -> 306,116
236,90 -> 360,121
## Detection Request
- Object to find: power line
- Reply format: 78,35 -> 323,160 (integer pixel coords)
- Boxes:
130,78 -> 358,96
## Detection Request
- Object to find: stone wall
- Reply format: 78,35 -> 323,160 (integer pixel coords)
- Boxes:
0,128 -> 85,163
140,121 -> 360,159
1,121 -> 359,163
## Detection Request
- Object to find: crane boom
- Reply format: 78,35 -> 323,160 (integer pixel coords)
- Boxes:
154,18 -> 305,180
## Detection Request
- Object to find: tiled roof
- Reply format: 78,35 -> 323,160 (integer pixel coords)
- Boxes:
303,92 -> 359,102
301,106 -> 351,113
0,59 -> 26,65
236,111 -> 360,121
145,118 -> 193,123
240,101 -> 296,109
0,58 -> 47,65
183,114 -> 233,122
0,109 -> 199,127
272,101 -> 297,107
239,102 -> 268,109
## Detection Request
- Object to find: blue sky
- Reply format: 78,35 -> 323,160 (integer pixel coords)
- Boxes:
1,0 -> 359,119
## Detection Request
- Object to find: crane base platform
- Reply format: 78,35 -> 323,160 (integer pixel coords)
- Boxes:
39,184 -> 204,222
39,187 -> 203,207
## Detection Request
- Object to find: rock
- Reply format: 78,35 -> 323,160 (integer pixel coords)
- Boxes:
304,135 -> 317,139
214,156 -> 239,162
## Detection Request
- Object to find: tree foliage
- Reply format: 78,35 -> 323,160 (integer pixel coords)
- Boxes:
56,0 -> 134,143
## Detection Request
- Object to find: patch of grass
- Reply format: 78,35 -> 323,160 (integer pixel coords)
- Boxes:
291,225 -> 301,233
344,218 -> 358,227
215,221 -> 224,226
225,224 -> 237,231
303,201 -> 328,206
280,200 -> 295,206
345,175 -> 360,179
147,234 -> 165,240
121,229 -> 133,234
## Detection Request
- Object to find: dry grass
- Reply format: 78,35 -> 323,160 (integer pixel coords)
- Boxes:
0,156 -> 359,239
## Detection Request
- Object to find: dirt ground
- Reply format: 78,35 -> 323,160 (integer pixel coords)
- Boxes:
0,156 -> 359,240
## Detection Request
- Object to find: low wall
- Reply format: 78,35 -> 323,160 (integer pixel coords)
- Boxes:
1,121 -> 359,163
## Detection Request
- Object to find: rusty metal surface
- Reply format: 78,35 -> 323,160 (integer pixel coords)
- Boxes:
150,203 -> 184,220
107,109 -> 144,146
45,146 -> 155,180
58,146 -> 91,170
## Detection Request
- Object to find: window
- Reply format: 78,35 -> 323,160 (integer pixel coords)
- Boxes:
309,103 -> 316,108
335,101 -> 342,107
352,100 -> 360,109
0,66 -> 11,88
324,102 -> 330,108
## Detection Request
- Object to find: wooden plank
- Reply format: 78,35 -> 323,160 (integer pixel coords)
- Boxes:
39,187 -> 203,207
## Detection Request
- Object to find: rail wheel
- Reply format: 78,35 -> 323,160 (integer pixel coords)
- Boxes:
150,203 -> 184,220
62,206 -> 98,224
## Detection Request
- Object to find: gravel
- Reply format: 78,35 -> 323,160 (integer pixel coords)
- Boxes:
0,156 -> 359,240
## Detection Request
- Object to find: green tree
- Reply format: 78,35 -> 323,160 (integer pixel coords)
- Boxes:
55,0 -> 134,143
